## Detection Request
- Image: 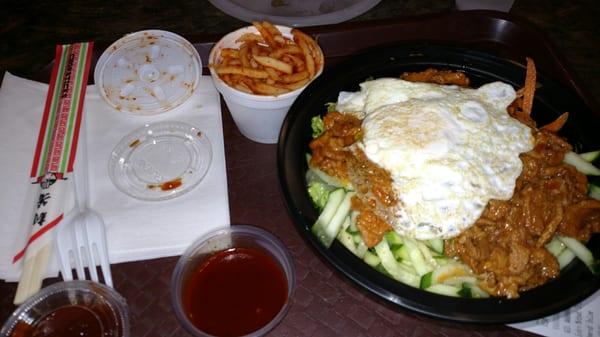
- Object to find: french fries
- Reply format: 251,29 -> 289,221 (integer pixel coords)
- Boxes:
253,55 -> 293,74
210,21 -> 323,96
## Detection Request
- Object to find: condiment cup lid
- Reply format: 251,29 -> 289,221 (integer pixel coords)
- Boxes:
108,121 -> 212,201
94,30 -> 201,115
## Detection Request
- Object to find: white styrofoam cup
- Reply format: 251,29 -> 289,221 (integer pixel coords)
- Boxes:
209,25 -> 323,144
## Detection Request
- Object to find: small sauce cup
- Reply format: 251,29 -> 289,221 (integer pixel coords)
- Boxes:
0,280 -> 129,337
171,225 -> 295,337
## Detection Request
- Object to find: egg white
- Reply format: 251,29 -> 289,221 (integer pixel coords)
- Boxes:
337,78 -> 534,239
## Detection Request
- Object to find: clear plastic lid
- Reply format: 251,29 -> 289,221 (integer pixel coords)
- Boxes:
207,0 -> 381,27
94,30 -> 201,115
108,121 -> 212,201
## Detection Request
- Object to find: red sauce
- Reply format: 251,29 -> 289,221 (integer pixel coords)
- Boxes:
147,177 -> 182,191
10,305 -> 102,337
160,178 -> 182,191
182,247 -> 288,337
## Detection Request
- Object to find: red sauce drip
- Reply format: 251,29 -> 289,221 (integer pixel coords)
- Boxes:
160,177 -> 182,191
183,247 -> 288,337
10,305 -> 102,337
148,177 -> 183,191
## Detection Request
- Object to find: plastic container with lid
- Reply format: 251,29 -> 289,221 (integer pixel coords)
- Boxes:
0,280 -> 130,337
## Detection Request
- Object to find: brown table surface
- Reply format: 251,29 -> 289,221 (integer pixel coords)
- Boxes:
2,10 -> 598,337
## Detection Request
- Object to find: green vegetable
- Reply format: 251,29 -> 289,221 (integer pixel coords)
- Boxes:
392,244 -> 409,262
325,102 -> 337,113
426,238 -> 444,255
373,239 -> 420,287
420,271 -> 433,289
307,181 -> 331,211
311,189 -> 345,247
403,237 -> 434,276
458,284 -> 474,298
427,284 -> 461,297
563,151 -> 600,176
311,115 -> 325,138
545,237 -> 566,257
557,248 -> 576,269
363,250 -> 381,267
557,235 -> 599,274
589,183 -> 600,201
311,189 -> 355,248
580,150 -> 600,162
306,166 -> 348,188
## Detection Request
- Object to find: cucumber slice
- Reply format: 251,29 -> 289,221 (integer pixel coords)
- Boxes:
420,271 -> 433,289
308,165 -> 350,188
346,216 -> 360,234
427,238 -> 445,255
311,189 -> 345,247
337,218 -> 357,255
349,211 -> 359,229
545,236 -> 566,257
355,240 -> 368,259
384,231 -> 403,246
322,191 -> 355,247
557,248 -> 576,269
393,244 -> 410,262
563,152 -> 600,176
457,284 -> 474,298
589,184 -> 600,201
416,240 -> 439,267
580,150 -> 600,162
343,225 -> 368,259
464,284 -> 490,298
432,255 -> 451,266
557,236 -> 598,274
427,284 -> 461,297
403,237 -> 435,276
363,250 -> 381,267
373,240 -> 420,287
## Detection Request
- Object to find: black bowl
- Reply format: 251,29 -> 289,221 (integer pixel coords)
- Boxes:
277,43 -> 600,323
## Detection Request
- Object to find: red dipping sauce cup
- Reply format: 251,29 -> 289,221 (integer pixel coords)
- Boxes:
0,280 -> 129,337
171,225 -> 296,337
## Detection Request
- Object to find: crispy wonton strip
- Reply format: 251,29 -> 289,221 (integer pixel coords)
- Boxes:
541,112 -> 569,133
522,57 -> 537,116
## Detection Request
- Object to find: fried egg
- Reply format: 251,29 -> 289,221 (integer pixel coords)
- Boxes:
337,78 -> 534,239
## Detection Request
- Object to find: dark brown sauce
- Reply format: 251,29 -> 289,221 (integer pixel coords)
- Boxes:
10,305 -> 102,337
183,247 -> 288,337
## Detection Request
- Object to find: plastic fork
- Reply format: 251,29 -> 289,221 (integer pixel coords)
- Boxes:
55,117 -> 113,287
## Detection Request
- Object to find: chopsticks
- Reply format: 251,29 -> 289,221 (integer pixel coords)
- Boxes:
12,42 -> 93,304
13,244 -> 52,304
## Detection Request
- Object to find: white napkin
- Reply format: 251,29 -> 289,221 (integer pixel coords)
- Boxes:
0,72 -> 230,282
510,289 -> 600,337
